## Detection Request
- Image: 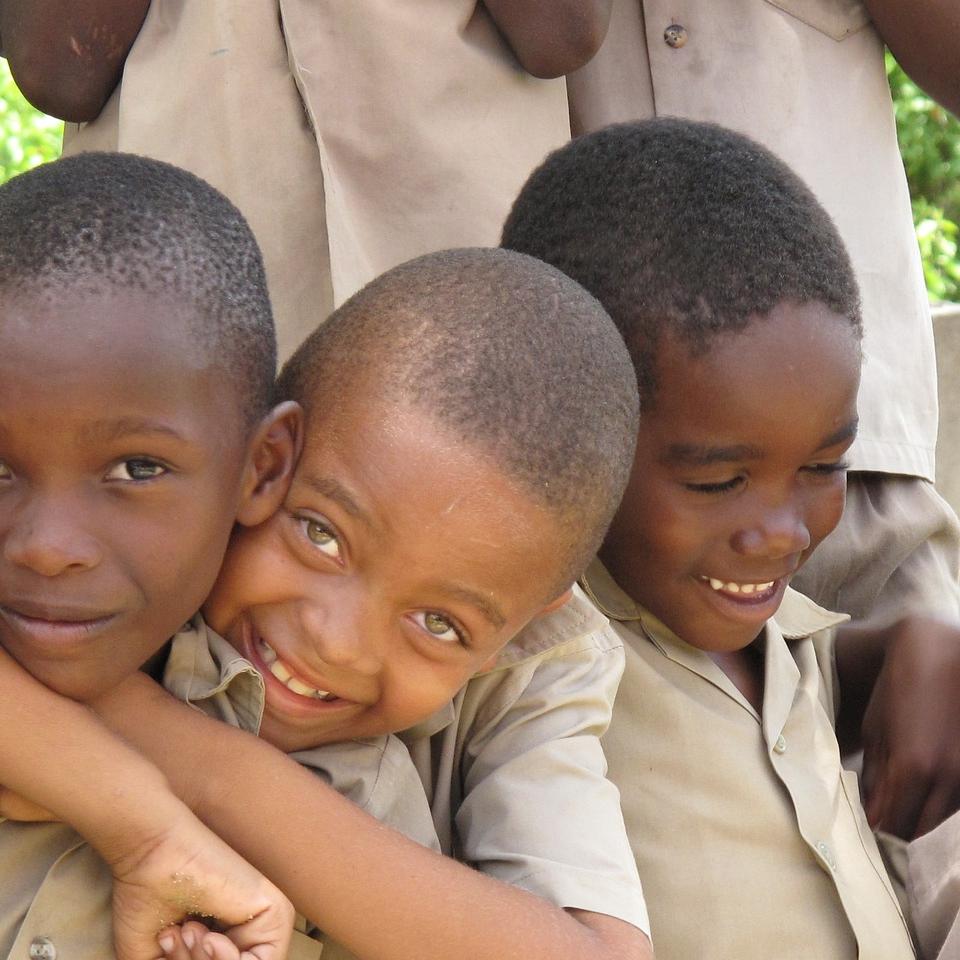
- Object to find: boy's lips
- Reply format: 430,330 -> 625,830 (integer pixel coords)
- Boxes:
257,638 -> 339,702
0,600 -> 118,647
696,574 -> 789,623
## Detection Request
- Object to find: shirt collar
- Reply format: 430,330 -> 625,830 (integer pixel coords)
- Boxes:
163,615 -> 266,734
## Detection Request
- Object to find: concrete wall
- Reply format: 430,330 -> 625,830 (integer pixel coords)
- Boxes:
935,303 -> 960,515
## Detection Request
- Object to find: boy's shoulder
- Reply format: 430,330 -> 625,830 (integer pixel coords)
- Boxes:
485,581 -> 621,674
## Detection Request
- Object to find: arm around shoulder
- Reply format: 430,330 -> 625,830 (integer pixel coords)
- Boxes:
0,0 -> 150,121
863,0 -> 960,116
483,0 -> 612,78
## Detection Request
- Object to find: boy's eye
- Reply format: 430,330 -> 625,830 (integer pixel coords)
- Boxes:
0,460 -> 11,480
684,476 -> 743,495
804,459 -> 849,477
412,611 -> 464,645
105,458 -> 168,482
301,518 -> 342,560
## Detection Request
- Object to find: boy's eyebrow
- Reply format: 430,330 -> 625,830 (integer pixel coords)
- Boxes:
662,443 -> 764,466
78,416 -> 189,443
435,584 -> 507,630
817,418 -> 859,449
300,474 -> 371,525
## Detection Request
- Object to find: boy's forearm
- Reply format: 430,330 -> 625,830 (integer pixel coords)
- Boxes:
95,676 -> 652,960
863,0 -> 960,116
0,645 -> 180,860
483,1 -> 611,78
1,0 -> 149,121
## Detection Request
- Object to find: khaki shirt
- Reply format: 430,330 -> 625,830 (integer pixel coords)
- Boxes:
62,0 -> 571,361
1,586 -> 647,960
567,0 -> 937,480
582,559 -> 915,959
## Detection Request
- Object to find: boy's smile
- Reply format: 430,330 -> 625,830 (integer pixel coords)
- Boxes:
203,392 -> 570,752
0,288 -> 257,701
600,301 -> 861,654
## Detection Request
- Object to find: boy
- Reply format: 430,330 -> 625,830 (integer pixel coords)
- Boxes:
0,151 -> 303,958
502,119 -> 927,957
3,0 -> 610,357
7,247 -> 652,959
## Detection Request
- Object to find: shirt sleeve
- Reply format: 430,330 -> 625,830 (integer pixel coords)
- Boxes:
453,627 -> 650,935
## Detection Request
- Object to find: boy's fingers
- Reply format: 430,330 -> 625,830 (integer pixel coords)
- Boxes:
199,931 -> 242,960
158,926 -> 194,960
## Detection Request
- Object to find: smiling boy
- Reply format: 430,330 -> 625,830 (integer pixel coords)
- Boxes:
503,119 -> 918,958
15,247 -> 651,960
0,151 -> 300,960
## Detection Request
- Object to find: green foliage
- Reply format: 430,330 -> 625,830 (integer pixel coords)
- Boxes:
0,59 -> 62,182
888,52 -> 960,301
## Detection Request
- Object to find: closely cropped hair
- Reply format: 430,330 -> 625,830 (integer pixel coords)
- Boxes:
502,119 -> 862,403
278,248 -> 640,591
0,152 -> 276,425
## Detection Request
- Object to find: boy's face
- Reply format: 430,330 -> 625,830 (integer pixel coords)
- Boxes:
600,301 -> 860,653
0,287 -> 260,701
204,393 -> 570,752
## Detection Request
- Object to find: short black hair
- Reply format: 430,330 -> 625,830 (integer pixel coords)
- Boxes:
278,248 -> 639,591
0,152 -> 275,426
502,119 -> 862,403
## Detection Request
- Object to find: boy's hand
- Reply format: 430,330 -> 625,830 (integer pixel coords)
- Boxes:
860,616 -> 960,839
0,783 -> 57,821
107,806 -> 294,960
157,921 -> 247,960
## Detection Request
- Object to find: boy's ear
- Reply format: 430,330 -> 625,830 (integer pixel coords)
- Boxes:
235,401 -> 303,527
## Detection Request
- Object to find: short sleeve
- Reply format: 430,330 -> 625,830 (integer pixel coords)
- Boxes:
453,627 -> 650,935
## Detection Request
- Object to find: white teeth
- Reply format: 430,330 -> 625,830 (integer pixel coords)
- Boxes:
703,578 -> 775,595
287,675 -> 318,697
259,639 -> 278,665
259,639 -> 337,701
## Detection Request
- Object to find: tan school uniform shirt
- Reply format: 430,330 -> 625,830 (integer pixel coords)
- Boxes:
567,0 -> 936,481
62,0 -> 572,360
1,586 -> 648,959
581,559 -> 916,959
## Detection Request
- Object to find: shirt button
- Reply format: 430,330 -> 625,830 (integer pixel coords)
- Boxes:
29,938 -> 57,960
815,841 -> 837,870
774,734 -> 787,754
664,24 -> 688,48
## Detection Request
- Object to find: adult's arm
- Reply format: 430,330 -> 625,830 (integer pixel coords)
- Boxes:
0,0 -> 150,121
864,0 -> 960,116
834,616 -> 960,840
94,671 -> 653,960
483,1 -> 612,78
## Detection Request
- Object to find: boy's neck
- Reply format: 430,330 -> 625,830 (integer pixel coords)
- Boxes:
708,644 -> 765,713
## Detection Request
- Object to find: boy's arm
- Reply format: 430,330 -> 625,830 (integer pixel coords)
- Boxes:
0,0 -> 149,121
483,1 -> 612,78
0,646 -> 294,960
863,0 -> 960,115
834,616 -> 960,840
94,670 -> 653,960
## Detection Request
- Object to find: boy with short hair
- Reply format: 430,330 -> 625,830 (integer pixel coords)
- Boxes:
0,150 -> 304,959
6,243 -> 653,959
502,118 -> 925,957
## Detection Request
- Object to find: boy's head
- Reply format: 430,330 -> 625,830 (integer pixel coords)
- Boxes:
203,247 -> 639,751
0,153 -> 297,700
503,119 -> 862,653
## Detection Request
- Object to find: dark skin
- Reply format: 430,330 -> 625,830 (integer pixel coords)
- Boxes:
0,0 -> 150,121
0,1 -> 611,121
836,616 -> 960,840
862,0 -> 960,116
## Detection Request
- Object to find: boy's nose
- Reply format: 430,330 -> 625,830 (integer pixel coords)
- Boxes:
2,499 -> 103,577
730,504 -> 811,561
297,597 -> 381,676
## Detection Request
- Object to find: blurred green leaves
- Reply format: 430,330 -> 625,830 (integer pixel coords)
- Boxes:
888,52 -> 960,301
0,59 -> 62,181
